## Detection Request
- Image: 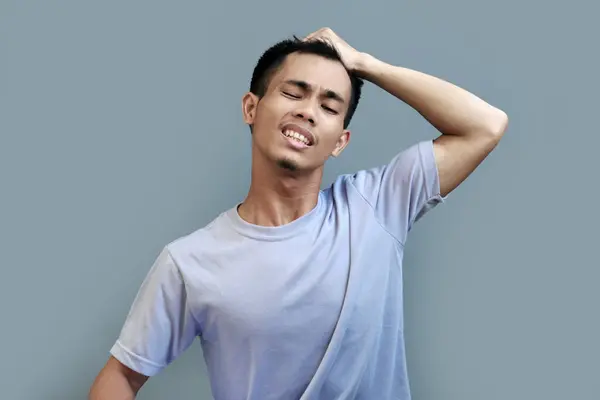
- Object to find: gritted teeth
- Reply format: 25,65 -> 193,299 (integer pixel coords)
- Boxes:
282,129 -> 312,145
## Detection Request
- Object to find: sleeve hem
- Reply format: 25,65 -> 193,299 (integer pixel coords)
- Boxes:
110,340 -> 165,377
418,140 -> 446,201
411,140 -> 447,225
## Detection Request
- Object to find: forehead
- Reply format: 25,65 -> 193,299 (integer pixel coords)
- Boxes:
271,53 -> 352,98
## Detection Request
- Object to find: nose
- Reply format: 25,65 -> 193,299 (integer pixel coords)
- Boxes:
293,101 -> 316,125
294,112 -> 315,125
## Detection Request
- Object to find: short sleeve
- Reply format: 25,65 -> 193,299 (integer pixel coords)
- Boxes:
110,247 -> 199,376
348,140 -> 446,244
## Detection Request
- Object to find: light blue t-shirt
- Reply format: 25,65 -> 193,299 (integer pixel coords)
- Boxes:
110,140 -> 445,399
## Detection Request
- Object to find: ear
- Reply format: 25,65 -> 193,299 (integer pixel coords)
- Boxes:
242,92 -> 259,125
331,129 -> 351,157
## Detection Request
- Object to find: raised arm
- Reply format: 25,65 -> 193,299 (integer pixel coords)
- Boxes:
305,28 -> 509,197
355,55 -> 508,196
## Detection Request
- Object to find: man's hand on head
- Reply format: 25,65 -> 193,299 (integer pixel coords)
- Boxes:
303,27 -> 366,73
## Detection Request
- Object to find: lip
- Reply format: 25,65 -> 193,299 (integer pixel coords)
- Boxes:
280,123 -> 315,146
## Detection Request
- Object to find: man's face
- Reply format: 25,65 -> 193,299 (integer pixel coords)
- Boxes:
242,52 -> 352,173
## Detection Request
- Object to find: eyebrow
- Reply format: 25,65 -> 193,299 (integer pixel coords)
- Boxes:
283,79 -> 346,104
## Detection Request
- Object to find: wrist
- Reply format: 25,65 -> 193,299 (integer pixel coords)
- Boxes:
351,52 -> 380,79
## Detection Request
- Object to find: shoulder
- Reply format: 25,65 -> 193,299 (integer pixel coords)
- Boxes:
165,209 -> 234,269
327,140 -> 444,243
333,140 -> 438,199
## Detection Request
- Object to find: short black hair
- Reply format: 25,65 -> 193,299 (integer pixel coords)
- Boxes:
249,36 -> 364,129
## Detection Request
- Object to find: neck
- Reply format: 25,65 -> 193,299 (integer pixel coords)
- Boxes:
238,149 -> 324,227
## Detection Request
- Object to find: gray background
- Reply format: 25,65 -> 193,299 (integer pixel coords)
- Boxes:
1,0 -> 598,399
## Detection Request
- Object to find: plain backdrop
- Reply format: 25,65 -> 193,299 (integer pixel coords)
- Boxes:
1,0 -> 599,399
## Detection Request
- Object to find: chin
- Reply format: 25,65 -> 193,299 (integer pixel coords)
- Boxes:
276,158 -> 299,171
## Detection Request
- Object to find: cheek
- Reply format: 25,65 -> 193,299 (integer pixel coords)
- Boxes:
256,99 -> 287,127
320,118 -> 345,140
318,132 -> 344,152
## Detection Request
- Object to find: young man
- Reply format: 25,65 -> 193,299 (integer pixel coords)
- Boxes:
89,28 -> 508,399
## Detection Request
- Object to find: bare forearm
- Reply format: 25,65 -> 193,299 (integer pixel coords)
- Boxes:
89,364 -> 145,400
354,53 -> 507,137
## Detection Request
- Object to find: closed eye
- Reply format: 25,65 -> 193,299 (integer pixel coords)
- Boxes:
322,105 -> 338,114
282,91 -> 301,99
282,90 -> 337,114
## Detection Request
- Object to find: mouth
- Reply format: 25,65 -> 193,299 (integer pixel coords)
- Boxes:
280,123 -> 315,147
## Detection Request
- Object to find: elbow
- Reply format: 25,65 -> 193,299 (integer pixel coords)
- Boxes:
462,108 -> 509,142
486,108 -> 509,139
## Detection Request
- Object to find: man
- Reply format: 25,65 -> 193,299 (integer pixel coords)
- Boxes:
89,28 -> 508,399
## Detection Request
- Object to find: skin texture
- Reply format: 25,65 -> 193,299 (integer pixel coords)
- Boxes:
243,52 -> 352,173
88,356 -> 148,400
